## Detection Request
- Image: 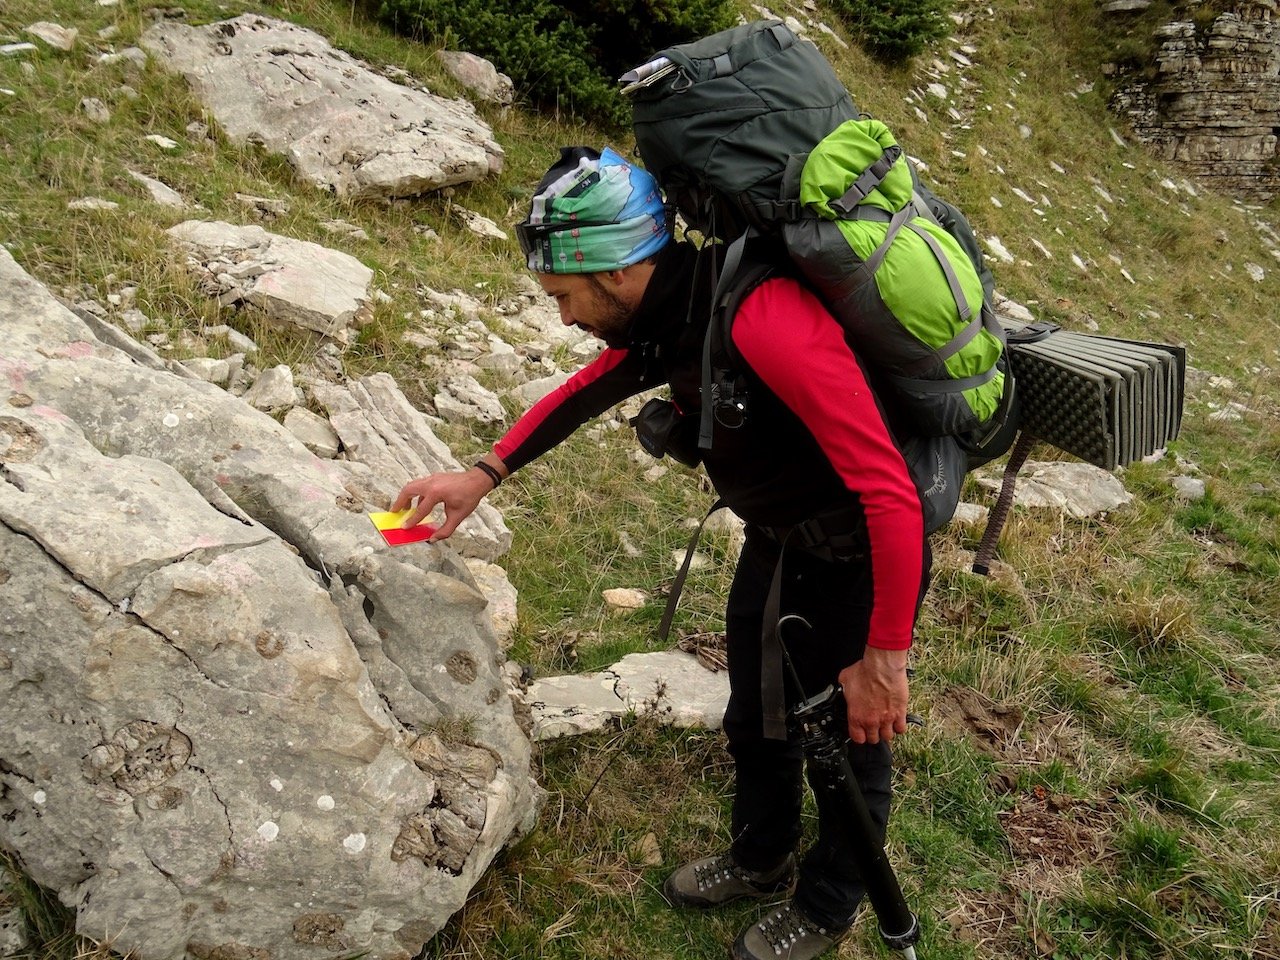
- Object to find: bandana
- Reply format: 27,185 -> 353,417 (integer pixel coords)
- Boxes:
518,147 -> 671,274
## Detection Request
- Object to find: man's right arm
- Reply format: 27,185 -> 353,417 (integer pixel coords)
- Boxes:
392,346 -> 656,535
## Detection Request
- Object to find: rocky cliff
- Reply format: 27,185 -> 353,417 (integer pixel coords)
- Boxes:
1107,0 -> 1280,201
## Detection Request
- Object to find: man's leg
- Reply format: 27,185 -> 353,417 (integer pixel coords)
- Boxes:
723,530 -> 806,872
665,530 -> 801,908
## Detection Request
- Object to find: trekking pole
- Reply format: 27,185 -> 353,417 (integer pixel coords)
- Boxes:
778,615 -> 922,960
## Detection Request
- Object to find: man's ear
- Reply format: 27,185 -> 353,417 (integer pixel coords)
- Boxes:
613,260 -> 657,301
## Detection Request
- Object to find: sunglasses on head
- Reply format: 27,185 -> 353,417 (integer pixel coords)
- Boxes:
515,218 -> 617,259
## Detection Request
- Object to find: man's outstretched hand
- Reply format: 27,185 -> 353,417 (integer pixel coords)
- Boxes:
390,467 -> 495,540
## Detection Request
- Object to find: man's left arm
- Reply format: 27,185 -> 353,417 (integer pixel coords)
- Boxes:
731,280 -> 927,744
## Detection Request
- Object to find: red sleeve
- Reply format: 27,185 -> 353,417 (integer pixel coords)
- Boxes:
731,279 -> 925,650
493,347 -> 655,472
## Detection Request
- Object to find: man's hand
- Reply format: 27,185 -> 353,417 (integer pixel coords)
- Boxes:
390,465 -> 498,540
837,647 -> 910,745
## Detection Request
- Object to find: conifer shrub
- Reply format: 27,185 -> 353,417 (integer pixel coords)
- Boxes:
827,0 -> 953,62
373,0 -> 735,127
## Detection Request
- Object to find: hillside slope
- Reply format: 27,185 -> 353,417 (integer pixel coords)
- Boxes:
2,0 -> 1278,958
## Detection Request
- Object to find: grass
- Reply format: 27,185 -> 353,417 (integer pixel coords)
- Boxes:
2,0 -> 1280,957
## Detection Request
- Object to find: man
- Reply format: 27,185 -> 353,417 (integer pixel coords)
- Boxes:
392,147 -> 929,960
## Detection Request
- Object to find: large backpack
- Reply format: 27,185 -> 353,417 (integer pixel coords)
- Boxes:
623,19 -> 1017,531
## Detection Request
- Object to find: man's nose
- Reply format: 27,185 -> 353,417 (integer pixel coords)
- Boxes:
557,302 -> 575,327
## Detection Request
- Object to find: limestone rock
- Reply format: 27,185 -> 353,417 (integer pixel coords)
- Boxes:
524,651 -> 731,740
1172,475 -> 1207,500
181,356 -> 231,386
141,15 -> 503,200
462,558 -> 518,648
508,371 -> 573,411
0,247 -> 538,960
167,220 -> 373,340
309,373 -> 512,563
976,460 -> 1134,518
436,50 -> 513,106
128,169 -> 188,208
243,363 -> 297,411
80,97 -> 111,123
0,868 -> 27,956
602,588 -> 648,610
284,406 -> 341,458
434,374 -> 505,425
68,197 -> 119,211
1108,4 -> 1280,200
25,21 -> 78,51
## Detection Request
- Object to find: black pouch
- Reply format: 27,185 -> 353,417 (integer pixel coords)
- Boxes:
631,398 -> 703,467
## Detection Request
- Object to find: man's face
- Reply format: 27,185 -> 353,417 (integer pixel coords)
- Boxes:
537,271 -> 637,349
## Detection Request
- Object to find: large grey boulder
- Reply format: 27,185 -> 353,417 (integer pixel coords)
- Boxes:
140,15 -> 503,200
0,248 -> 538,960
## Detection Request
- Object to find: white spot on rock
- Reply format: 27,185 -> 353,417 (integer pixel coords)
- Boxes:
258,821 -> 280,841
316,795 -> 335,811
33,790 -> 47,805
269,778 -> 283,792
162,413 -> 180,428
343,832 -> 367,853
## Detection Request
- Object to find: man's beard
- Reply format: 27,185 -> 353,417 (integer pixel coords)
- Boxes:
584,275 -> 636,349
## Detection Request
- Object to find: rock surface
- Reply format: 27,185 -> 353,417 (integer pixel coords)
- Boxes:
307,373 -> 512,563
976,460 -> 1134,518
524,651 -> 730,740
0,247 -> 538,960
1108,0 -> 1280,200
167,220 -> 373,340
141,15 -> 503,200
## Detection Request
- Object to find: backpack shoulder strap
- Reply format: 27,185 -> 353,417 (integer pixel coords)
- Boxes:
696,236 -> 779,450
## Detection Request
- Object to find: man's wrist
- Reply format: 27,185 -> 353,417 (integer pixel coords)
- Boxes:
862,645 -> 910,670
473,460 -> 503,489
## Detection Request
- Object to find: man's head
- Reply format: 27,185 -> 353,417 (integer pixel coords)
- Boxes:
517,147 -> 671,347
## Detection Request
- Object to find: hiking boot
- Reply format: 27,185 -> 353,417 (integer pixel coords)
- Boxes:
664,852 -> 796,908
731,901 -> 851,960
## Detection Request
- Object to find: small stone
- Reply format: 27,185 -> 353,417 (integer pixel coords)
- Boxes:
983,236 -> 1015,264
182,357 -> 231,386
1246,263 -> 1265,282
207,325 -> 259,354
451,205 -> 507,242
127,170 -> 187,207
145,134 -> 180,151
634,832 -> 663,867
1171,476 -> 1206,501
0,43 -> 38,56
68,197 -> 119,212
80,97 -> 111,123
243,364 -> 296,411
951,502 -> 989,525
602,588 -> 647,611
98,47 -> 148,70
320,219 -> 369,241
25,22 -> 78,51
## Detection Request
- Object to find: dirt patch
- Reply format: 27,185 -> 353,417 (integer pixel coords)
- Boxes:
999,789 -> 1118,895
933,686 -> 1025,754
933,686 -> 1091,783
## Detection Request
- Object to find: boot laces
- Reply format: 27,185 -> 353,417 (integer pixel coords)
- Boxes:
759,904 -> 828,955
693,854 -> 750,891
